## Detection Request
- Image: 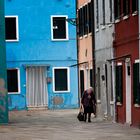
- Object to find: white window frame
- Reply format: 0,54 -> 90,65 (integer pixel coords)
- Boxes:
7,68 -> 20,94
53,67 -> 70,93
5,15 -> 19,42
51,15 -> 69,41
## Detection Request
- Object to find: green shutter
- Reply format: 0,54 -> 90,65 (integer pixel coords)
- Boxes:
133,63 -> 140,105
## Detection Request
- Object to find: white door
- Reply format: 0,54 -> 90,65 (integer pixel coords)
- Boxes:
26,66 -> 48,107
125,61 -> 131,124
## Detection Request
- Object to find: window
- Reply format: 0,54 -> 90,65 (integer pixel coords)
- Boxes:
51,16 -> 68,40
132,0 -> 138,13
53,67 -> 70,92
88,2 -> 92,33
96,0 -> 99,29
114,0 -> 121,20
116,65 -> 123,103
78,8 -> 84,37
90,69 -> 93,87
5,16 -> 19,41
80,70 -> 84,97
7,69 -> 20,93
102,0 -> 105,26
97,67 -> 101,101
133,63 -> 140,105
123,0 -> 130,17
83,5 -> 88,35
109,0 -> 113,23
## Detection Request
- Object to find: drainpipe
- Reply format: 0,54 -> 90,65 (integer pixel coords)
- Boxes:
139,0 -> 140,84
76,0 -> 80,106
91,0 -> 96,95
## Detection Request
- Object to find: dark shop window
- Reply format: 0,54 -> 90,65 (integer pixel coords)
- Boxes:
114,0 -> 121,20
132,0 -> 138,13
7,69 -> 19,93
52,16 -> 67,40
123,0 -> 130,16
5,16 -> 18,41
54,68 -> 69,92
116,65 -> 123,103
133,63 -> 140,105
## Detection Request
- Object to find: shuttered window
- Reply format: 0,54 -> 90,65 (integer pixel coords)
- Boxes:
123,0 -> 130,16
102,0 -> 105,25
96,0 -> 99,29
88,2 -> 92,33
114,0 -> 121,20
133,63 -> 140,105
132,0 -> 138,13
116,65 -> 123,103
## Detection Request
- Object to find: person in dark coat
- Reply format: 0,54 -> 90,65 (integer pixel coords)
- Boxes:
81,87 -> 96,122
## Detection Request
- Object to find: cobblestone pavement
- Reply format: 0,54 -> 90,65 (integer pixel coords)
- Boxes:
0,109 -> 140,140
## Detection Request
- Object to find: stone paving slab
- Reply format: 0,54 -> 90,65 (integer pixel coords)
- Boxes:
0,109 -> 140,140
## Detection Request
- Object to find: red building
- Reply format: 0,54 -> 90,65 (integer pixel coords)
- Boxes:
113,0 -> 140,127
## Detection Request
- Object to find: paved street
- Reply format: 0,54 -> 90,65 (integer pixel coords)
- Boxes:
0,109 -> 140,140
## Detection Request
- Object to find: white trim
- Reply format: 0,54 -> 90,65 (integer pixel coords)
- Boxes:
51,15 -> 69,41
5,15 -> 19,42
7,68 -> 21,94
115,19 -> 120,23
117,62 -> 122,66
101,25 -> 106,30
123,15 -> 129,20
53,67 -> 70,93
132,11 -> 138,16
135,59 -> 140,63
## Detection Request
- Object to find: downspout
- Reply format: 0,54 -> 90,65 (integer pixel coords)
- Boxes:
76,0 -> 80,106
91,0 -> 96,95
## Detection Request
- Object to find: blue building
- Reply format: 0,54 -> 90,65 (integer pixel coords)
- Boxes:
5,0 -> 79,110
0,0 -> 8,123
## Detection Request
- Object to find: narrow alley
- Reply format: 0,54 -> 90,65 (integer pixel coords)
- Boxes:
0,109 -> 140,140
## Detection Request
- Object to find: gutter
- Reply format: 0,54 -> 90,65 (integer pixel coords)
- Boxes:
91,0 -> 96,94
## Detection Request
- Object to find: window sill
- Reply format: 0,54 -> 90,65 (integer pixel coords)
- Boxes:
110,101 -> 114,105
123,15 -> 129,20
88,32 -> 92,36
8,92 -> 20,95
6,39 -> 19,42
116,102 -> 122,106
97,100 -> 101,103
79,36 -> 83,40
134,104 -> 140,108
84,34 -> 88,38
51,39 -> 69,41
95,28 -> 99,33
101,26 -> 106,30
132,11 -> 138,16
53,91 -> 70,93
108,24 -> 113,27
115,19 -> 120,24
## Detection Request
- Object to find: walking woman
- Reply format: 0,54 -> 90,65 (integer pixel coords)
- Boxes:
81,87 -> 96,122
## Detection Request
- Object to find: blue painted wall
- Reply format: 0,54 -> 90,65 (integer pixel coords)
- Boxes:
0,0 -> 8,123
5,0 -> 79,110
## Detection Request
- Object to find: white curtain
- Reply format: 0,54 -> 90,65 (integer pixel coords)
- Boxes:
26,66 -> 48,107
